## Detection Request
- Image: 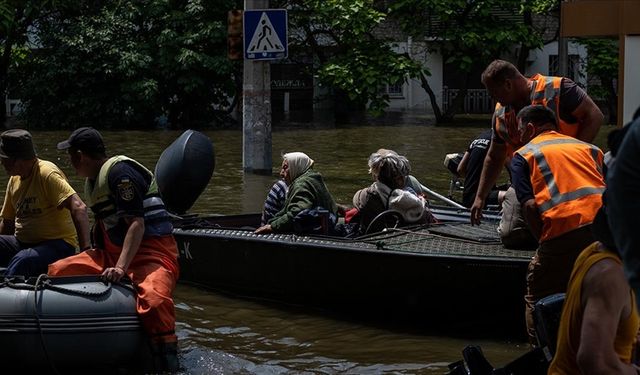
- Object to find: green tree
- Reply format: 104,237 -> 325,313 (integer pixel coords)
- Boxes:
577,38 -> 618,124
0,0 -> 66,123
391,0 -> 546,123
16,0 -> 239,129
284,0 -> 423,116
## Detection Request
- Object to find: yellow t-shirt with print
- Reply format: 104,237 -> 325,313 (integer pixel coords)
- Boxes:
0,159 -> 78,247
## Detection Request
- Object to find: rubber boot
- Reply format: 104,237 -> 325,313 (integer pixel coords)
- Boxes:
151,340 -> 179,373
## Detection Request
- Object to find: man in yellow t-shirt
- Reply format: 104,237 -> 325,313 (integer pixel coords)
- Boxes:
0,129 -> 90,277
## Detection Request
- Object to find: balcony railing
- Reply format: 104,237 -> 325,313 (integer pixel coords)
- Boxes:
442,88 -> 494,114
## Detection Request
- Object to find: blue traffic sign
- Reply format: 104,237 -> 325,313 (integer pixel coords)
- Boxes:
244,9 -> 288,60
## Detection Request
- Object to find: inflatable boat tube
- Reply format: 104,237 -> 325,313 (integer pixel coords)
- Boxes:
0,275 -> 149,371
155,130 -> 215,215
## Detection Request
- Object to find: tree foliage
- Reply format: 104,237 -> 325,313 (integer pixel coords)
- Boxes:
284,0 -> 423,116
391,0 -> 547,122
577,38 -> 618,123
14,0 -> 239,129
0,0 -> 67,122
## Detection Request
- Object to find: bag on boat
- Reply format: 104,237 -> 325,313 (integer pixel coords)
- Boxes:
388,189 -> 427,223
292,207 -> 337,235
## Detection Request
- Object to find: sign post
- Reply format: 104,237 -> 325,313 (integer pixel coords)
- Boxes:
242,3 -> 287,174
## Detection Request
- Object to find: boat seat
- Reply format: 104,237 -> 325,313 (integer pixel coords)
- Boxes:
365,209 -> 405,234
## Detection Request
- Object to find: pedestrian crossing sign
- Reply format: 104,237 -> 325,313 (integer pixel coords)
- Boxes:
244,9 -> 288,60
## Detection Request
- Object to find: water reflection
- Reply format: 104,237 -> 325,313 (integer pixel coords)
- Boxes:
175,285 -> 529,374
1,123 -> 612,373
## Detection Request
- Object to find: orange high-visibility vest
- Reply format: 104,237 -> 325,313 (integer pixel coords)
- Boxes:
515,131 -> 604,242
494,74 -> 579,153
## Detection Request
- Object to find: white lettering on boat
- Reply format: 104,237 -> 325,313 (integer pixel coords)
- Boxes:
181,241 -> 193,260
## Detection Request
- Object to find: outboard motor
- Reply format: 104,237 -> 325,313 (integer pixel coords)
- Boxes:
443,152 -> 464,199
155,130 -> 215,215
446,293 -> 565,375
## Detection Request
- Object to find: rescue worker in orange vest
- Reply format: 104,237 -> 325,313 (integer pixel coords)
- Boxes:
48,128 -> 179,372
510,105 -> 605,343
470,59 -> 603,226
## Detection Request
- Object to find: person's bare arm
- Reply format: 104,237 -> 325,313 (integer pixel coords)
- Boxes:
470,141 -> 507,225
60,193 -> 91,250
573,95 -> 604,143
577,257 -> 638,375
102,217 -> 144,282
457,151 -> 470,177
521,199 -> 541,241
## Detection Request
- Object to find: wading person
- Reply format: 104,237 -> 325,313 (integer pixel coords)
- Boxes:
49,127 -> 179,372
470,59 -> 604,225
510,105 -> 604,342
255,152 -> 337,234
0,129 -> 90,277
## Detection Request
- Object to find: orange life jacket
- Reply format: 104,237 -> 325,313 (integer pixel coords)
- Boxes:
494,74 -> 578,153
515,131 -> 604,242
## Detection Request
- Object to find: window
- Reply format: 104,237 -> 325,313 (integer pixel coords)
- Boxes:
379,82 -> 404,98
548,54 -> 581,81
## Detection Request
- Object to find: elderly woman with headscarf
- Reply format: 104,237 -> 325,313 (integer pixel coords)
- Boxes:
352,150 -> 431,232
255,152 -> 337,234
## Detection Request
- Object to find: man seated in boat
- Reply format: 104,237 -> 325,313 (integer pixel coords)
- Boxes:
456,130 -> 508,209
0,129 -> 91,277
49,127 -> 179,372
255,152 -> 337,234
351,149 -> 433,234
510,105 -> 604,343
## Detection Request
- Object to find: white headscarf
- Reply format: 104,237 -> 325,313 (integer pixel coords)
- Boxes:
284,152 -> 314,181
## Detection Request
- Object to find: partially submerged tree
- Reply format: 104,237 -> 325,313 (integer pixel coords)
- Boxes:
391,0 -> 546,123
15,0 -> 239,129
0,0 -> 65,123
285,0 -> 423,117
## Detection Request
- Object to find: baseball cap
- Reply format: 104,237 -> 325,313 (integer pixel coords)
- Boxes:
57,127 -> 105,153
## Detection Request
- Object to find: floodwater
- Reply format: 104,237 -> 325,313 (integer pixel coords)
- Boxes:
2,116 -> 612,374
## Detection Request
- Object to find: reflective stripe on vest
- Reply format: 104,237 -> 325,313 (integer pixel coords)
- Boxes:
516,132 -> 604,241
494,74 -> 577,152
85,155 -> 172,238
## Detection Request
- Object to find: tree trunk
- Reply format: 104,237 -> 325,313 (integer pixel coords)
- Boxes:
418,71 -> 445,123
442,71 -> 471,122
607,77 -> 617,125
516,10 -> 532,72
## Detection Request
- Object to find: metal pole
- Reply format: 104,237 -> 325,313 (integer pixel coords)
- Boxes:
557,2 -> 568,77
243,0 -> 272,175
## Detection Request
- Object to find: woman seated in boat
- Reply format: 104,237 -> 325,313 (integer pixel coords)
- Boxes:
260,179 -> 288,225
351,150 -> 433,233
255,152 -> 337,234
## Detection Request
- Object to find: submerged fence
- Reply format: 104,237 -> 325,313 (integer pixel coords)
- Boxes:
442,88 -> 494,114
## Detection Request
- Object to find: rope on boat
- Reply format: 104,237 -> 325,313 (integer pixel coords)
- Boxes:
34,274 -> 61,375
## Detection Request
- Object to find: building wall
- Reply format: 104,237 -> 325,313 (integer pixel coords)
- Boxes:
526,41 -> 588,87
386,40 -> 443,113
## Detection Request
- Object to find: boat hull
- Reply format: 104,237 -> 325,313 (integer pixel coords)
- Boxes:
174,212 -> 532,338
0,275 -> 149,370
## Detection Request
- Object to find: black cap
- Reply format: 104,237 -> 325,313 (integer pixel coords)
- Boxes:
0,129 -> 37,160
57,127 -> 105,153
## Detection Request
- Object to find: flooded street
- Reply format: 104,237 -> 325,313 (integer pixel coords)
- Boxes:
6,118 -> 611,373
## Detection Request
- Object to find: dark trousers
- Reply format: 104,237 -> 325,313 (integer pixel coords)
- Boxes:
524,225 -> 595,343
0,235 -> 75,277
